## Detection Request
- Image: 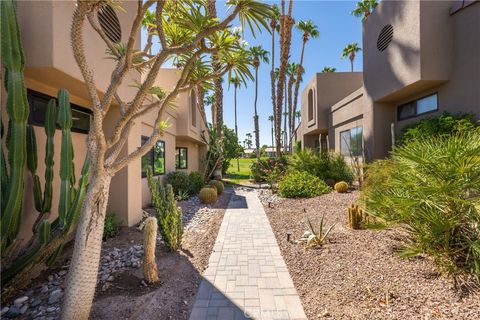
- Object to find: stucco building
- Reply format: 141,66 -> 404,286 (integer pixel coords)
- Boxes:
297,0 -> 480,161
2,1 -> 208,242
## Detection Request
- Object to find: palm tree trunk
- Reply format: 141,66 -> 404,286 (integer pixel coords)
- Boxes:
234,86 -> 240,172
271,121 -> 274,152
62,172 -> 111,319
287,73 -> 294,153
291,40 -> 306,146
270,21 -> 277,157
350,53 -> 354,72
275,0 -> 294,156
254,67 -> 260,160
284,80 -> 288,151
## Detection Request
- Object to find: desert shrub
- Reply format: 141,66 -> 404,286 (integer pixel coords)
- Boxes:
103,214 -> 121,241
199,186 -> 217,204
361,133 -> 480,283
166,171 -> 191,196
250,157 -> 288,183
209,180 -> 224,195
289,149 -> 354,183
399,112 -> 479,144
147,168 -> 183,251
188,171 -> 205,194
334,181 -> 348,193
278,171 -> 330,198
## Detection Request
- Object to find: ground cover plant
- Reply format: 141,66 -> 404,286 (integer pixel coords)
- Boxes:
250,156 -> 288,183
278,171 -> 330,198
361,132 -> 480,286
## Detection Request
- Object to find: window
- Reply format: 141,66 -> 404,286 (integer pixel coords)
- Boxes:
191,91 -> 197,127
141,136 -> 165,178
340,126 -> 363,157
175,147 -> 188,169
27,90 -> 92,134
308,89 -> 314,121
397,93 -> 438,120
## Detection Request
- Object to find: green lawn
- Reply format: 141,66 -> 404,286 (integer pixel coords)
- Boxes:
224,158 -> 256,185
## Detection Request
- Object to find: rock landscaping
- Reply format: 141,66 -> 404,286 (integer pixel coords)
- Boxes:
260,190 -> 480,320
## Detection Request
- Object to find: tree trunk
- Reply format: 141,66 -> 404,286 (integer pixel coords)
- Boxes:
350,53 -> 354,72
254,67 -> 260,160
270,20 -> 277,157
234,86 -> 240,172
271,121 -> 274,151
287,73 -> 294,153
284,80 -> 288,151
61,173 -> 111,319
291,41 -> 306,147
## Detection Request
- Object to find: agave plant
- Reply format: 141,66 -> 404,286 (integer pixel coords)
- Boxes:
299,215 -> 336,247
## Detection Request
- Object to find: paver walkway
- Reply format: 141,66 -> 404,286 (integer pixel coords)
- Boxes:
190,189 -> 307,320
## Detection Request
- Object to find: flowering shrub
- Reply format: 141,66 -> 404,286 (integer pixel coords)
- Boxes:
278,171 -> 331,198
250,157 -> 288,183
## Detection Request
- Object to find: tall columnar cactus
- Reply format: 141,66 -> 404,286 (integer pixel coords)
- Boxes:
348,204 -> 368,230
143,217 -> 159,284
26,99 -> 57,231
1,0 -> 30,251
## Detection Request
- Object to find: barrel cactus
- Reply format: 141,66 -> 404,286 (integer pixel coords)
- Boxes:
199,186 -> 217,204
208,180 -> 224,195
334,181 -> 349,193
143,217 -> 159,284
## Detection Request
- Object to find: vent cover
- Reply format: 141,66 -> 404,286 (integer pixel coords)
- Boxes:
98,5 -> 121,43
377,24 -> 393,52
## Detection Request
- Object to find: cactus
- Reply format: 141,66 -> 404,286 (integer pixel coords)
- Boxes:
334,181 -> 349,193
26,99 -> 57,231
348,204 -> 368,229
1,0 -> 30,251
208,180 -> 224,195
199,186 -> 217,204
143,217 -> 159,284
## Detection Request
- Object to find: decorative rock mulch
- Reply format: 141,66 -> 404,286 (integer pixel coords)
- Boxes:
1,193 -> 222,320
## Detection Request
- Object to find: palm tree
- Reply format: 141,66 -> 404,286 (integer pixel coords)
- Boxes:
268,115 -> 274,153
321,66 -> 336,73
249,45 -> 269,160
291,19 -> 319,144
204,93 -> 215,124
352,0 -> 378,21
275,0 -> 294,156
341,42 -> 362,72
295,110 -> 301,123
269,5 -> 280,147
229,76 -> 243,171
246,133 -> 253,149
287,62 -> 299,151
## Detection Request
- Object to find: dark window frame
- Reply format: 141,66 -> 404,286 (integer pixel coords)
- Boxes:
175,147 -> 188,169
397,93 -> 439,121
27,89 -> 92,134
307,89 -> 314,121
141,136 -> 165,178
340,126 -> 363,157
191,91 -> 197,127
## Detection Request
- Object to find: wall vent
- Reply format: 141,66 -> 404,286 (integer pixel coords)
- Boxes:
377,24 -> 393,52
98,5 -> 121,43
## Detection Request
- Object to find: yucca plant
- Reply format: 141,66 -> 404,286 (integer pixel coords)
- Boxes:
361,132 -> 480,286
300,215 -> 336,248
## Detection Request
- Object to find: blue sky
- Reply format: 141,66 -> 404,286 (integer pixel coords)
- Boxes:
143,1 -> 364,146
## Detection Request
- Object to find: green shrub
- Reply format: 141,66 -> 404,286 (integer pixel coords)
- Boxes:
188,171 -> 205,194
166,171 -> 191,196
199,186 -> 217,204
278,171 -> 330,198
334,181 -> 348,193
290,149 -> 354,183
147,168 -> 183,251
399,112 -> 479,144
209,180 -> 224,195
103,214 -> 121,241
250,157 -> 288,183
361,133 -> 480,283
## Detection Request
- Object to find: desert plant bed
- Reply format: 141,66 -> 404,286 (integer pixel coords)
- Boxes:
260,190 -> 480,320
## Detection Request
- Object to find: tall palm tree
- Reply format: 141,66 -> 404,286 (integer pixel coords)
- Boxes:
291,19 -> 319,144
275,0 -> 294,156
269,5 -> 280,147
341,42 -> 362,72
352,0 -> 378,21
321,66 -> 336,73
268,115 -> 274,152
249,45 -> 270,160
229,76 -> 243,171
287,62 -> 299,151
246,133 -> 253,149
204,93 -> 215,124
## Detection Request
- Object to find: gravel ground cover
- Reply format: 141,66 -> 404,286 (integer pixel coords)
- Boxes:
259,190 -> 480,320
1,189 -> 232,320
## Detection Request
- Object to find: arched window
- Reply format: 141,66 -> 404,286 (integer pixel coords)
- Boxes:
308,89 -> 314,121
